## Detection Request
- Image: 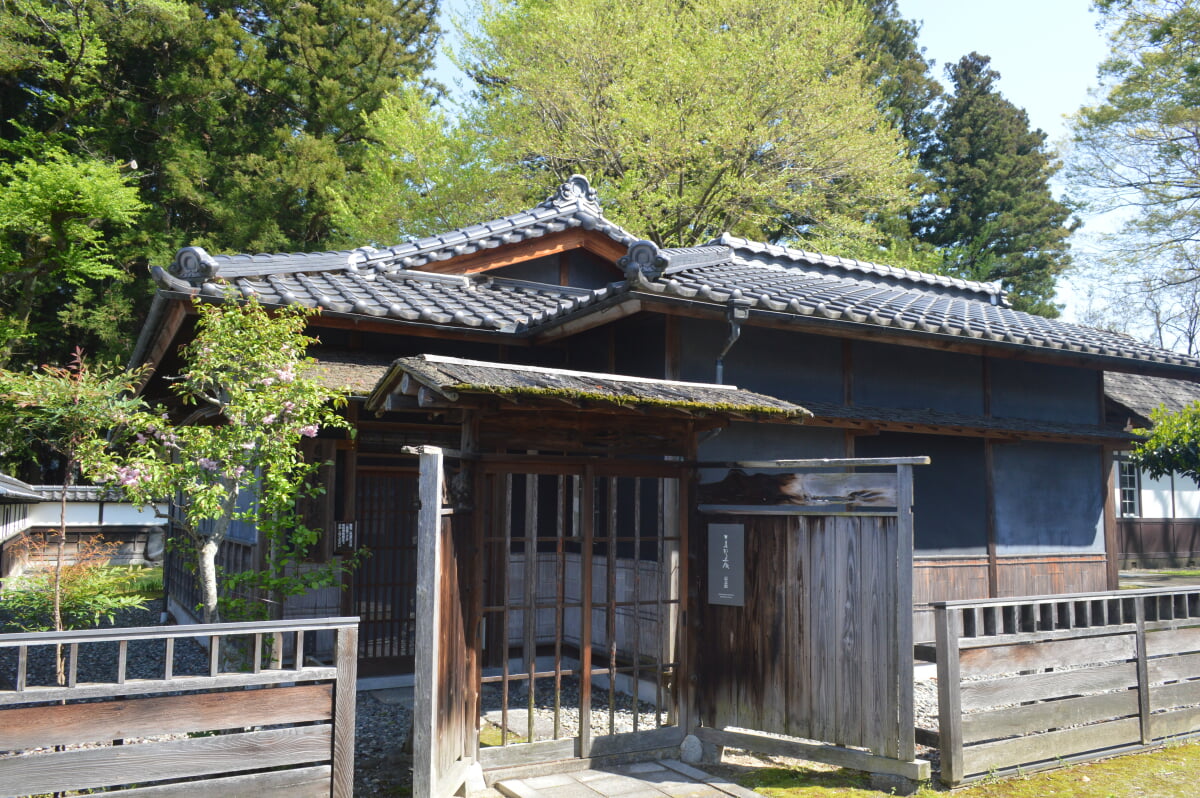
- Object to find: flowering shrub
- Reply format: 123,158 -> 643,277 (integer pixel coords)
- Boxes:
84,294 -> 352,623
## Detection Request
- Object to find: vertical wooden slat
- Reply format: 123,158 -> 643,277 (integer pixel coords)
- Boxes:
1135,598 -> 1152,745
896,464 -> 916,761
554,474 -> 566,740
252,634 -> 263,674
68,643 -> 79,688
163,638 -> 174,681
579,465 -> 595,757
1102,447 -> 1120,591
16,645 -> 26,691
607,476 -> 618,736
501,473 -> 512,745
935,606 -> 964,786
332,624 -> 359,798
294,629 -> 305,672
271,632 -> 283,670
117,640 -> 128,685
632,477 -> 643,734
524,471 -> 538,743
209,636 -> 219,677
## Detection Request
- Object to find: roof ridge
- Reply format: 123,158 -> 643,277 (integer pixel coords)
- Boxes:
712,233 -> 1006,302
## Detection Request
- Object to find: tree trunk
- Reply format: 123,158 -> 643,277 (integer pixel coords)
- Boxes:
198,538 -> 221,624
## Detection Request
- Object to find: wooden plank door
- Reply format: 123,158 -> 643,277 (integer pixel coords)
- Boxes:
353,468 -> 419,672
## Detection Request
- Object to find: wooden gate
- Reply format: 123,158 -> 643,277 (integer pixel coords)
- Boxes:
694,457 -> 929,780
474,458 -> 687,770
354,469 -> 419,670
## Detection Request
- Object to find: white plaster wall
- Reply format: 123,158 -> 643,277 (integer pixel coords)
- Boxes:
28,500 -> 163,527
1174,474 -> 1200,519
1141,472 -> 1174,518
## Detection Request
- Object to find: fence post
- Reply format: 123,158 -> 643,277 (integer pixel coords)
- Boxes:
413,447 -> 445,798
934,604 -> 963,786
332,624 -> 358,798
896,464 -> 916,761
1134,597 -> 1152,745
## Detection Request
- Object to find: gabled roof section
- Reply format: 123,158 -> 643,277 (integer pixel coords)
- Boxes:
152,175 -> 637,293
367,354 -> 811,421
1105,371 -> 1200,424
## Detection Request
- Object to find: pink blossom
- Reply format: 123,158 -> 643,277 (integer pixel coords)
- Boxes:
115,466 -> 143,487
299,424 -> 319,438
260,377 -> 276,387
197,458 -> 219,471
262,414 -> 277,424
282,401 -> 296,415
275,366 -> 295,384
228,465 -> 246,479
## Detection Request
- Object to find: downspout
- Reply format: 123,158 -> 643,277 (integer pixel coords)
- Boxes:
715,300 -> 752,385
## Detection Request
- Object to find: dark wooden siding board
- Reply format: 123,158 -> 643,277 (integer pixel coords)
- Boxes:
960,717 -> 1141,778
0,684 -> 332,751
90,765 -> 332,798
0,726 -> 332,796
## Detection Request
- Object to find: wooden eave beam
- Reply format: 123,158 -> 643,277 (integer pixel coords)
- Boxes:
413,229 -> 628,277
804,414 -> 1132,445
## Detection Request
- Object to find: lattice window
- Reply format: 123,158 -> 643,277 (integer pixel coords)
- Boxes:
1118,458 -> 1141,518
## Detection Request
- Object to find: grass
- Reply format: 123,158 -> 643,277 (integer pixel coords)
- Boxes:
730,740 -> 1200,796
111,565 -> 164,599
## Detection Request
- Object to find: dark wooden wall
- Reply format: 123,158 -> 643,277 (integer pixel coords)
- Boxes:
1119,518 -> 1200,568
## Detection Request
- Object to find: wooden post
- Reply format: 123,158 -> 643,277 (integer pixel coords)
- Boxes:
1103,447 -> 1120,590
1134,597 -> 1152,744
579,464 -> 595,757
895,464 -> 916,762
934,605 -> 963,786
332,624 -> 358,798
413,447 -> 445,798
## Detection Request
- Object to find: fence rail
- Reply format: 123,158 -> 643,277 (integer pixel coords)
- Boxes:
933,586 -> 1200,786
0,616 -> 358,797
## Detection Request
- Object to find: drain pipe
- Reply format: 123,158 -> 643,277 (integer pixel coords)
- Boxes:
715,300 -> 751,384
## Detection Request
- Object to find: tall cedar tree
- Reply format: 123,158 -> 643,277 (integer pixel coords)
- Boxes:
0,0 -> 439,369
912,53 -> 1075,317
457,0 -> 915,256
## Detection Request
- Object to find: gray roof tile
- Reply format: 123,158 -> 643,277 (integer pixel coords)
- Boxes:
148,180 -> 1200,373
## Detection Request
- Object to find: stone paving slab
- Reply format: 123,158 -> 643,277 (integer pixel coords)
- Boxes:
493,760 -> 756,798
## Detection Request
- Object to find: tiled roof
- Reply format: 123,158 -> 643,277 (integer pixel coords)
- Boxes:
368,354 -> 811,420
1105,371 -> 1200,421
0,472 -> 41,503
144,178 -> 1200,373
626,249 -> 1200,368
712,233 -> 1006,302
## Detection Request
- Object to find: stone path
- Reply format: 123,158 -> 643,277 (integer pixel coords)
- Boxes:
493,759 -> 758,798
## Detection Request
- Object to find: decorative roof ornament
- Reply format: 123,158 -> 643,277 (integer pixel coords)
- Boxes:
539,174 -> 601,211
170,246 -> 220,284
618,240 -> 664,278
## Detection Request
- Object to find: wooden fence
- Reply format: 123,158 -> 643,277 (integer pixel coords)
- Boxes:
932,586 -> 1200,786
0,616 -> 358,797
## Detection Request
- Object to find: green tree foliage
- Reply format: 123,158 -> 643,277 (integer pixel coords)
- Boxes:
0,350 -> 148,677
860,0 -> 943,159
1132,402 -> 1200,483
912,53 -> 1075,317
329,86 -> 527,245
1068,0 -> 1200,351
83,295 -> 352,623
454,0 -> 915,253
0,0 -> 440,368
